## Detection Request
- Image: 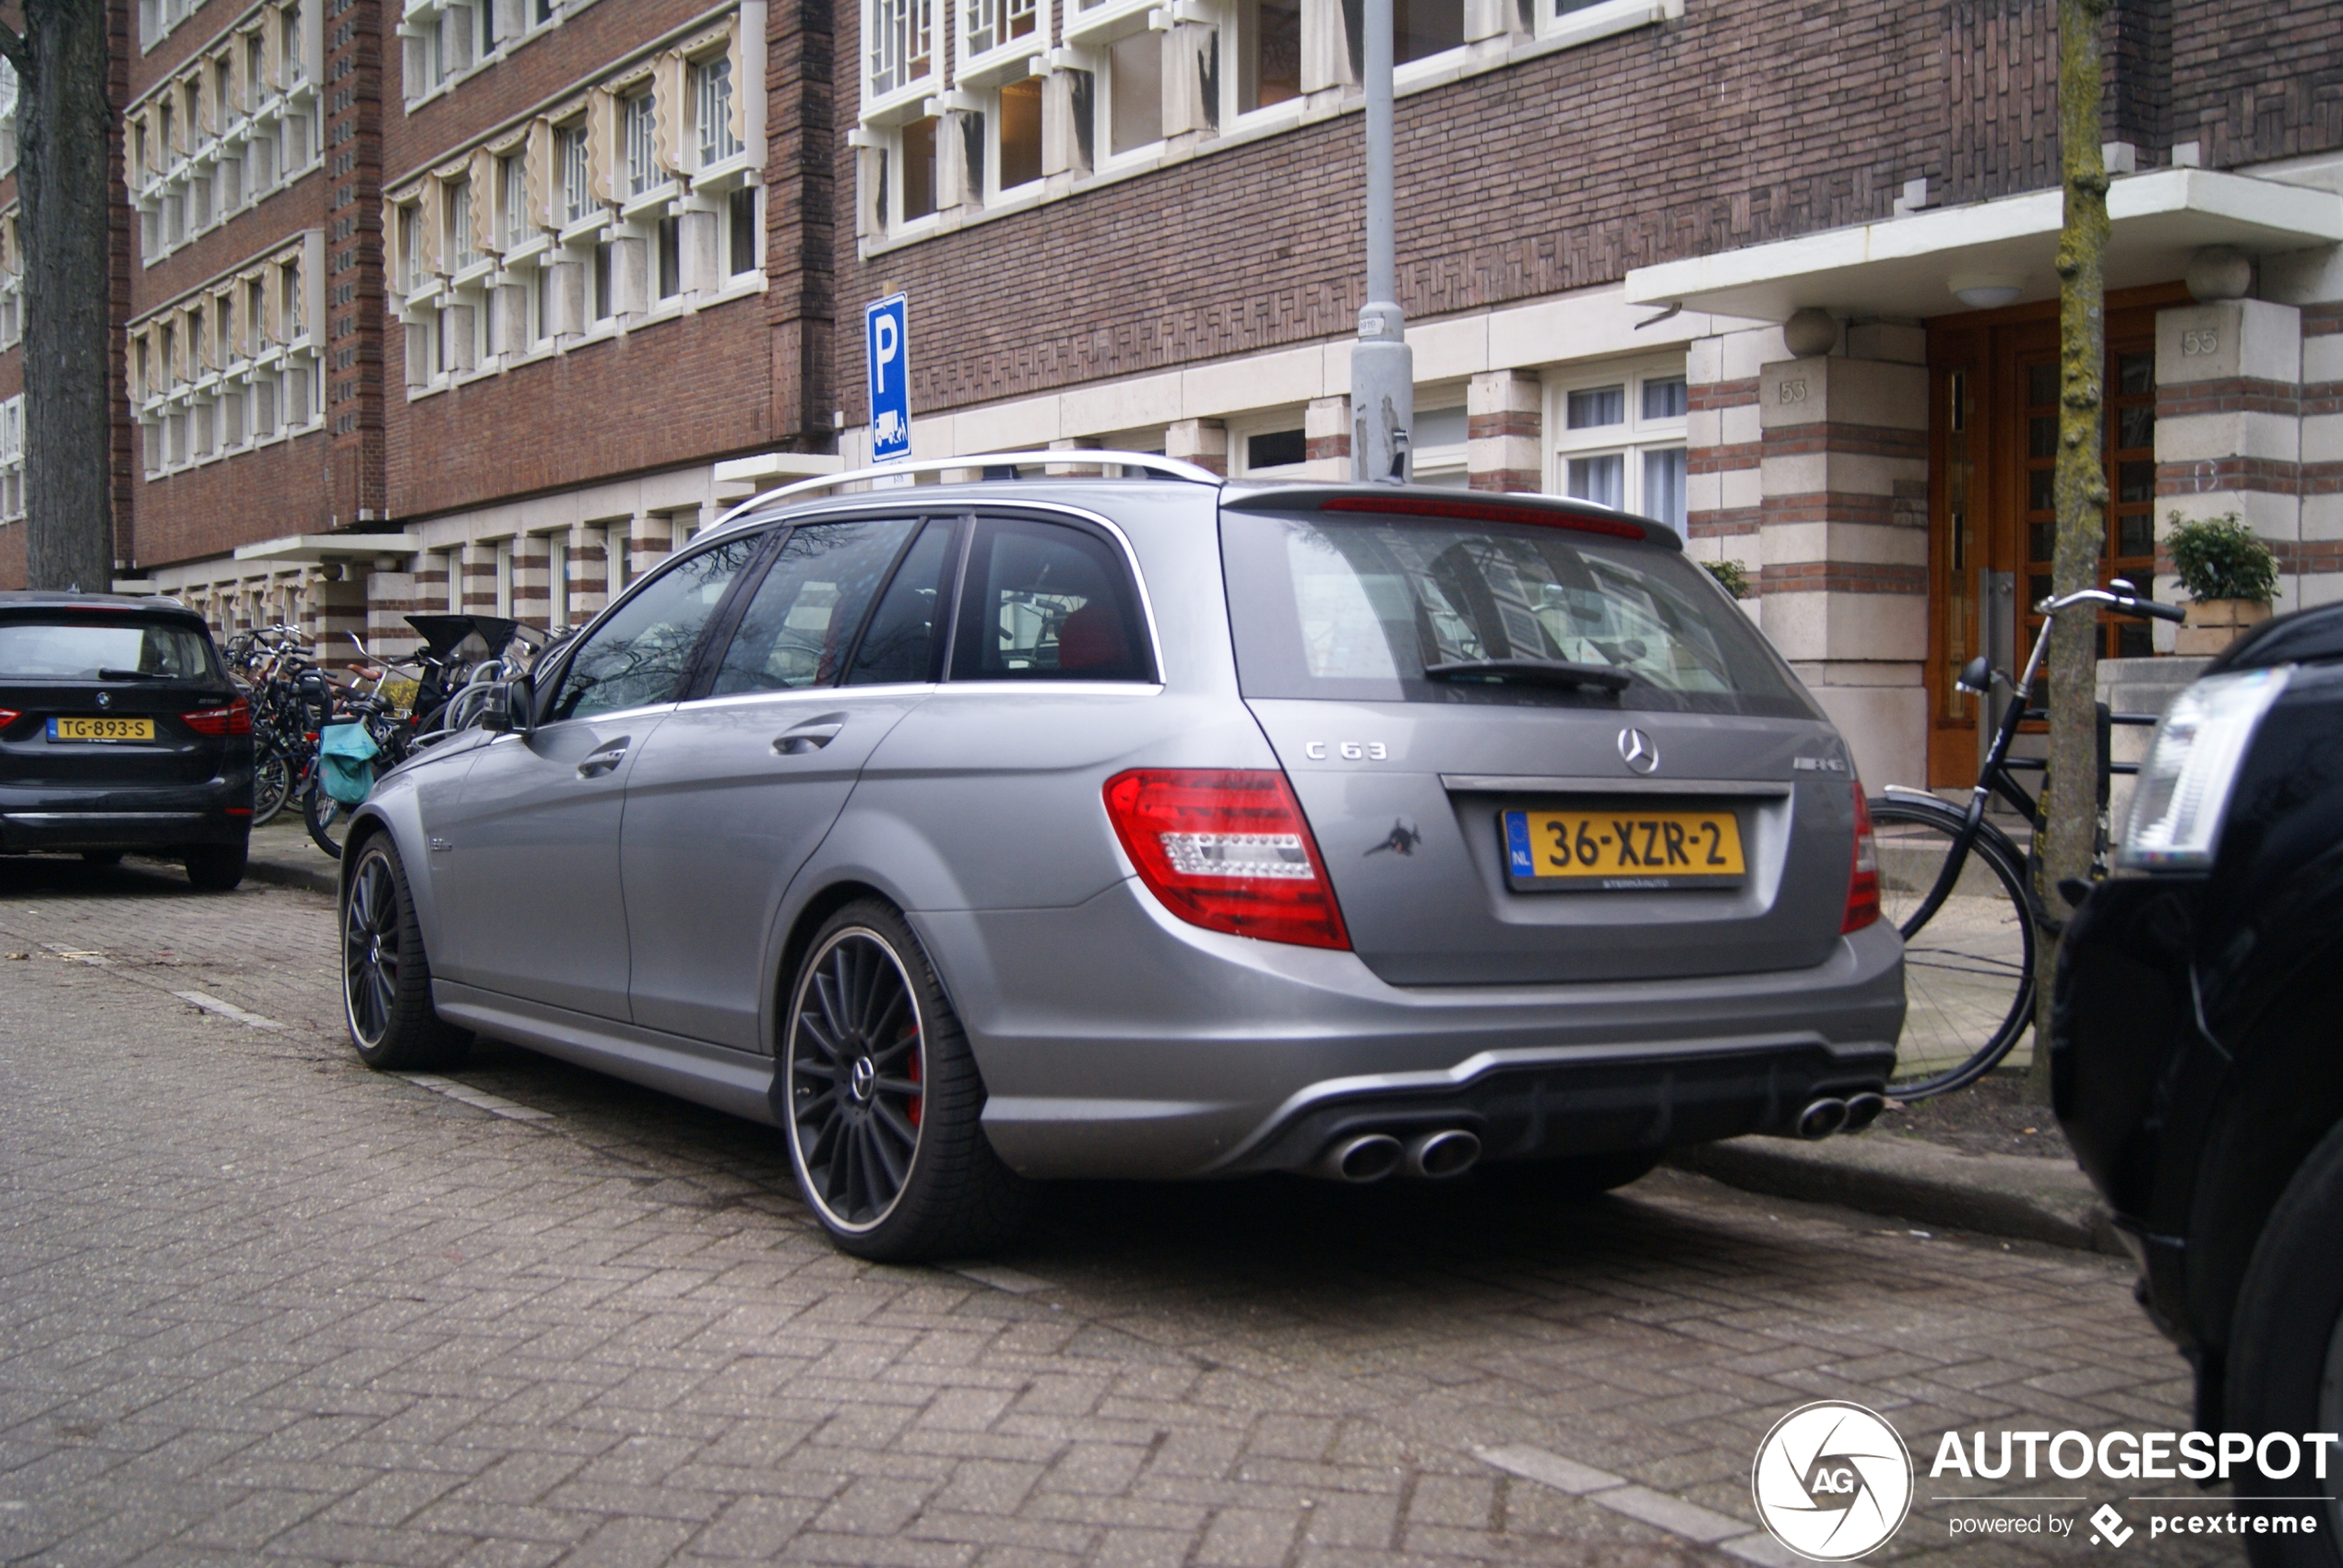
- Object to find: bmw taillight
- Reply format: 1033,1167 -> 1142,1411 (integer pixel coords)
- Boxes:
184,697 -> 253,736
0,708 -> 18,731
1102,769 -> 1350,950
1842,785 -> 1881,934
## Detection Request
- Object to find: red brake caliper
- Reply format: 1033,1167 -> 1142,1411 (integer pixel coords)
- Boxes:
905,1028 -> 922,1128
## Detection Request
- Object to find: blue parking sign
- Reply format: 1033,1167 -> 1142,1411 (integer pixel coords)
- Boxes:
866,294 -> 910,463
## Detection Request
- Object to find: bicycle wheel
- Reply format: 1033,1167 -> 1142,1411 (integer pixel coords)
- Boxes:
304,774 -> 350,860
1870,798 -> 2037,1099
252,743 -> 292,826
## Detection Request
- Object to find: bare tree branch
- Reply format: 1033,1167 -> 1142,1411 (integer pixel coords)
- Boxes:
0,23 -> 27,76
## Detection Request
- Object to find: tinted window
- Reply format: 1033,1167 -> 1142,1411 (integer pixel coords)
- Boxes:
951,517 -> 1152,683
0,618 -> 215,680
848,520 -> 956,685
712,517 -> 918,695
1219,511 -> 1814,718
546,535 -> 758,721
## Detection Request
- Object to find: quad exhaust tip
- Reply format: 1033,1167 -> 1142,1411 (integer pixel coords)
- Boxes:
1311,1129 -> 1482,1182
1316,1133 -> 1405,1182
1403,1129 -> 1481,1179
1796,1098 -> 1849,1140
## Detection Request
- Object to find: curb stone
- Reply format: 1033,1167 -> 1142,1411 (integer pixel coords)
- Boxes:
1669,1131 -> 2128,1254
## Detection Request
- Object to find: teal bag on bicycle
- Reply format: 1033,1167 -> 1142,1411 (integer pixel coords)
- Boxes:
318,719 -> 380,805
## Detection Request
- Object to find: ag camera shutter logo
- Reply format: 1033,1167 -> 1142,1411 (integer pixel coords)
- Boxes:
1752,1401 -> 1915,1560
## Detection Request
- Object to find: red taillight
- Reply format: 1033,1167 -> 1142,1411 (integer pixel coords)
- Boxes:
1102,768 -> 1351,950
184,697 -> 252,736
1842,786 -> 1881,933
0,708 -> 18,731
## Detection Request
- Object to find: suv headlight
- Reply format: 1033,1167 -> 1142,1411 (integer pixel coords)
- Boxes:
2118,666 -> 2291,871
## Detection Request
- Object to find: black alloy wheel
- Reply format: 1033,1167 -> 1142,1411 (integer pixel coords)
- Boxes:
779,900 -> 1029,1261
339,835 -> 470,1071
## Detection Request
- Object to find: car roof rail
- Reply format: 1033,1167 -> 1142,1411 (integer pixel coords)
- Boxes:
713,449 -> 1223,529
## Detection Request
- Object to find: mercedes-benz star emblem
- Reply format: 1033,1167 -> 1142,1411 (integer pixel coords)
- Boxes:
1618,727 -> 1659,775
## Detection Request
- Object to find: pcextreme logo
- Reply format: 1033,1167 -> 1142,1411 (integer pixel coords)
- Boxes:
1752,1401 -> 1916,1561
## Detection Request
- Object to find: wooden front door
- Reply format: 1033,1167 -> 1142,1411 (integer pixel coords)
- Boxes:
1923,287 -> 2184,788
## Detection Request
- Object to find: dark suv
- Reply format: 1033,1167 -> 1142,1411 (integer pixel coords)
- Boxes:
2055,601 -> 2343,1562
0,592 -> 252,889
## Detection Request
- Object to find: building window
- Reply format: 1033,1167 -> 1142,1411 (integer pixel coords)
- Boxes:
868,0 -> 936,101
728,184 -> 758,276
1103,30 -> 1163,158
656,216 -> 682,301
500,153 -> 529,251
447,178 -> 477,270
892,115 -> 939,224
694,56 -> 741,166
281,0 -> 305,81
279,258 -> 303,339
1229,0 -> 1302,116
0,396 -> 23,521
1391,0 -> 1464,65
547,537 -> 569,629
624,90 -> 659,198
1550,361 -> 1687,528
559,123 -> 591,225
1232,421 -> 1307,478
992,77 -> 1043,195
494,540 -> 513,616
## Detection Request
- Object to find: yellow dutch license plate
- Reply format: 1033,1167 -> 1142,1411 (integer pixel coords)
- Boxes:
1503,807 -> 1745,890
48,716 -> 155,742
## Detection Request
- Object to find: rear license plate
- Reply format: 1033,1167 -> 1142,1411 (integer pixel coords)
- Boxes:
1503,808 -> 1745,891
48,716 -> 155,742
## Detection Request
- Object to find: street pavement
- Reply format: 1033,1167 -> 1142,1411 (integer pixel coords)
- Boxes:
0,861 -> 2242,1566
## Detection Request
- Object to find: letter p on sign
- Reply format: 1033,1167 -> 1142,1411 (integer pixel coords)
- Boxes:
866,293 -> 910,462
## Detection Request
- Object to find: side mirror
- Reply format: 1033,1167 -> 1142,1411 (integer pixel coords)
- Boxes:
477,673 -> 535,735
1956,655 -> 1992,695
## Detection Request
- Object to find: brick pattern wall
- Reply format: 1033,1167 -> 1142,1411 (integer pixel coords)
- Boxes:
766,0 -> 837,450
2171,0 -> 2343,167
324,0 -> 387,522
834,0 -> 2077,426
383,293 -> 772,517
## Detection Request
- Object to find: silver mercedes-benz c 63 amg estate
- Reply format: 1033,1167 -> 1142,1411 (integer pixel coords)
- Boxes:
338,454 -> 1904,1259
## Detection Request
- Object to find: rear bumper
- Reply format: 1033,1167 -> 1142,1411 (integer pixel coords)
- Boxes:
917,879 -> 1905,1179
0,785 -> 251,851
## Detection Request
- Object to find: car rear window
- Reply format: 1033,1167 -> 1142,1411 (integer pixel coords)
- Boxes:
1219,511 -> 1815,718
0,617 -> 216,681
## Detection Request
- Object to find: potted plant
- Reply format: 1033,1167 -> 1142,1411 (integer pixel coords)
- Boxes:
2168,512 -> 2278,656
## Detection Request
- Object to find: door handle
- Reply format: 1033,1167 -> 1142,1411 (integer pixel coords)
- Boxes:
577,740 -> 629,778
772,719 -> 845,756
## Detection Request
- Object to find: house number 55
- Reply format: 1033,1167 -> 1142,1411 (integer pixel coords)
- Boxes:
2182,329 -> 2220,356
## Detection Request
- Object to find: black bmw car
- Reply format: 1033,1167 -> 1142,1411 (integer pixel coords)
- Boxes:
0,591 -> 252,889
2055,601 -> 2343,1563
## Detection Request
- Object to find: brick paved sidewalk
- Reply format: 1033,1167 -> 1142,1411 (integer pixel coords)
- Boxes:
0,861 -> 2238,1566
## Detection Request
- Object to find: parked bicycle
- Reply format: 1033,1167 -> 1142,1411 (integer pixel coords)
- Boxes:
1869,579 -> 2184,1098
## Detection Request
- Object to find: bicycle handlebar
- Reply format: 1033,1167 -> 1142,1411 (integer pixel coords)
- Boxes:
2041,586 -> 2188,624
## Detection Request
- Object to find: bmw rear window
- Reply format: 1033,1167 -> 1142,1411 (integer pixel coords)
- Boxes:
1219,510 -> 1815,718
0,617 -> 217,681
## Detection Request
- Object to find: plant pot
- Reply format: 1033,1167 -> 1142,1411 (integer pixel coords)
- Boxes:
2176,597 -> 2274,656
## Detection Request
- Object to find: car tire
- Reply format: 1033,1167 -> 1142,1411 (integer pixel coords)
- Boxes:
2226,1115 -> 2343,1566
183,840 -> 247,892
80,850 -> 124,867
777,899 -> 1031,1262
1481,1148 -> 1665,1199
340,834 -> 471,1072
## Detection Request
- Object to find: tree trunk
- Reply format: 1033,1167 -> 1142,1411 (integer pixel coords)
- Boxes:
12,0 -> 115,593
2033,0 -> 2112,1101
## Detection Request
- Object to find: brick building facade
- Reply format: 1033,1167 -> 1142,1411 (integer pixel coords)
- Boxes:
1,0 -> 2336,788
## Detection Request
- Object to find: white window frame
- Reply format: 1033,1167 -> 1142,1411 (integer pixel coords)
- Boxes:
865,0 -> 938,115
982,75 -> 1047,203
692,54 -> 743,168
623,89 -> 659,198
1089,25 -> 1169,167
957,0 -> 1050,89
1228,410 -> 1310,479
1409,398 -> 1469,488
1545,354 -> 1689,526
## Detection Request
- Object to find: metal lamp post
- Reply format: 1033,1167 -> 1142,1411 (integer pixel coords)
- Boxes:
1350,0 -> 1413,484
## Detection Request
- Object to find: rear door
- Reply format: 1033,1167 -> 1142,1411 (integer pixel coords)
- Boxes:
1219,497 -> 1860,986
619,512 -> 959,1049
433,533 -> 765,1018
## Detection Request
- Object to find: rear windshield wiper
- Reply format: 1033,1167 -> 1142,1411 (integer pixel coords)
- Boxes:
1421,658 -> 1633,693
97,668 -> 172,681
